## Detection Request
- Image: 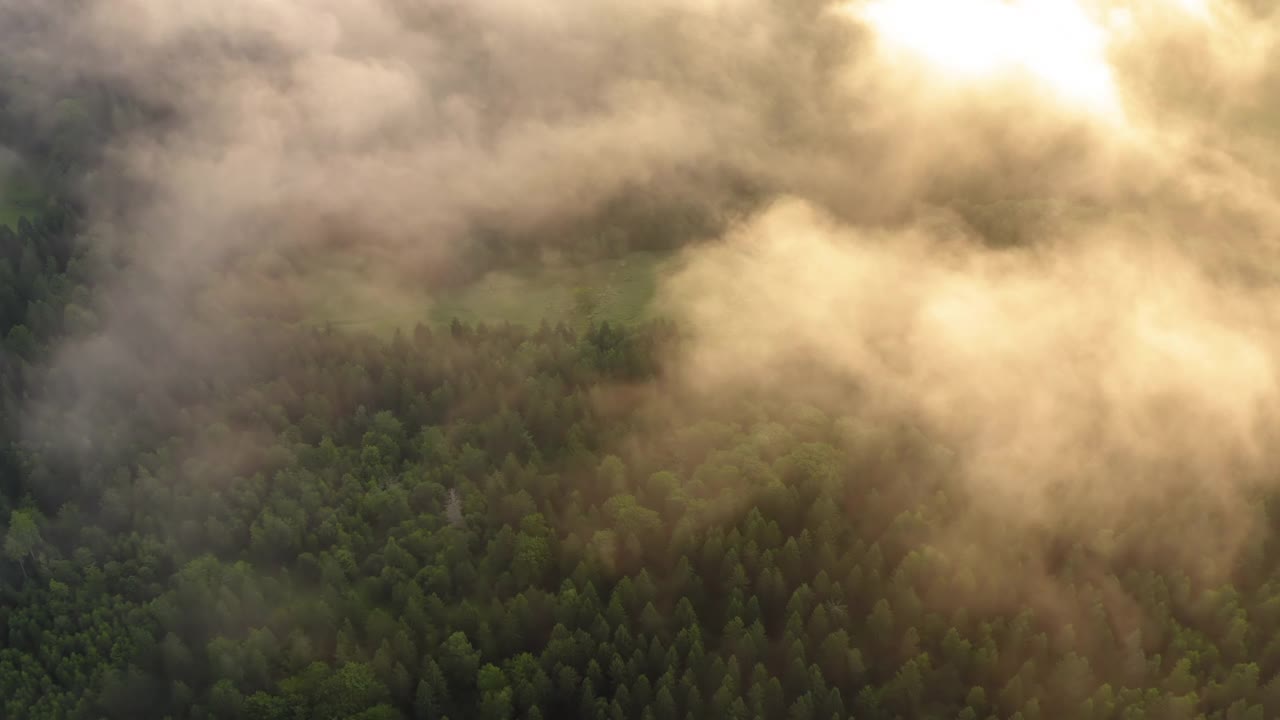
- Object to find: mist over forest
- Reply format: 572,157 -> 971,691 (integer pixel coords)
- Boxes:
4,1 -> 1280,718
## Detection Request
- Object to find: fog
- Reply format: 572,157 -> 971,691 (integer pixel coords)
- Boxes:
656,0 -> 1280,579
5,0 -> 1280,579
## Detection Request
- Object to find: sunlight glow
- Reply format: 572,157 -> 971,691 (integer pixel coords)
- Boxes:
853,0 -> 1121,116
1169,0 -> 1210,18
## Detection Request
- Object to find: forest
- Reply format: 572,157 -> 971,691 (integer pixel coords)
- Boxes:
12,215 -> 1280,720
8,1 -> 1280,719
10,206 -> 1280,720
7,161 -> 1280,720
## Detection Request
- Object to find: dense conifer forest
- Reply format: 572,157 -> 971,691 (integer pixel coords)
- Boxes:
7,178 -> 1280,720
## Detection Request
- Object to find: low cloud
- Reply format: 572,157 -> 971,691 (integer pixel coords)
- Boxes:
4,0 -> 1280,581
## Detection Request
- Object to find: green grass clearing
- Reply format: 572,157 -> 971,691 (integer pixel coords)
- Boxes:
302,251 -> 674,337
0,176 -> 47,230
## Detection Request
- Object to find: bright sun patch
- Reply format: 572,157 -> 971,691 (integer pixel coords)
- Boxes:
851,0 -> 1122,116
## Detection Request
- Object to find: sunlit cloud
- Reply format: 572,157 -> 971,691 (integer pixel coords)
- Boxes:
848,0 -> 1123,117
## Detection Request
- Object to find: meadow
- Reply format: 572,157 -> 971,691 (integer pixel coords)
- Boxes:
0,176 -> 44,230
304,250 -> 673,335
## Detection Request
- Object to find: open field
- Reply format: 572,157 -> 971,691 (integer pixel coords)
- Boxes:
0,176 -> 45,230
304,250 -> 673,336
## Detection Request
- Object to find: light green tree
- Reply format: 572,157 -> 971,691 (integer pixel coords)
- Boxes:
4,510 -> 42,580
